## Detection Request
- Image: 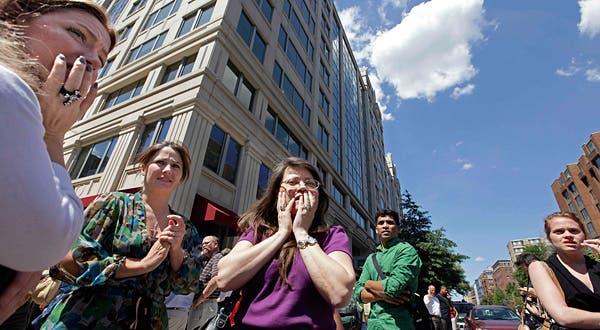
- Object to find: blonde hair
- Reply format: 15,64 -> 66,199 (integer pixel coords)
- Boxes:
544,211 -> 588,240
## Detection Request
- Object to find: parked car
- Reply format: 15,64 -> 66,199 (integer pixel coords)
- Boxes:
464,305 -> 520,330
454,301 -> 474,329
337,296 -> 362,330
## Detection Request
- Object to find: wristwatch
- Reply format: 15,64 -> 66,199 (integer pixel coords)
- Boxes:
297,235 -> 318,249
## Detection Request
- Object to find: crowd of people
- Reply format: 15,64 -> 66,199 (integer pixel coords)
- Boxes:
2,0 -> 600,329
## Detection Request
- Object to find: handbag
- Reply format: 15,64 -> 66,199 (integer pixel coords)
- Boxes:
30,272 -> 61,308
519,262 -> 566,330
203,290 -> 242,330
370,254 -> 432,330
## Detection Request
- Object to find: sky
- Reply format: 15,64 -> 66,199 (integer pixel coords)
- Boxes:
333,0 -> 600,287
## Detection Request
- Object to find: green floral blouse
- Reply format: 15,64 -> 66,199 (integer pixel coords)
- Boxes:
43,192 -> 202,329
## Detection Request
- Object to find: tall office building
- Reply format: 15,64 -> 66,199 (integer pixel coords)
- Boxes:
64,0 -> 402,258
490,259 -> 514,292
551,132 -> 600,238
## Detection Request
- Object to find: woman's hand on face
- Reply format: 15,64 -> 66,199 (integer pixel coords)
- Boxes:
38,54 -> 97,140
582,239 -> 600,254
142,237 -> 171,273
160,215 -> 186,250
292,189 -> 317,237
276,187 -> 293,237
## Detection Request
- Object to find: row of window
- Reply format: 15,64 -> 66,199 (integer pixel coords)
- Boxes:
272,61 -> 311,126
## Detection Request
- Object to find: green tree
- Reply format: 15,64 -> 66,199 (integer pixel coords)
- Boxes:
400,191 -> 470,295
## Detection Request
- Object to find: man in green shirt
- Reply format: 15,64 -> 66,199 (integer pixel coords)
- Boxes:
354,209 -> 422,329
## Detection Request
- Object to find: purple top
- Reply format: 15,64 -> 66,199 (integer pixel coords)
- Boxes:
234,225 -> 352,329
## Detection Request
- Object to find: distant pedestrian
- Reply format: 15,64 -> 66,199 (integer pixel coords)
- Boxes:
424,285 -> 442,330
354,209 -> 422,329
436,286 -> 452,330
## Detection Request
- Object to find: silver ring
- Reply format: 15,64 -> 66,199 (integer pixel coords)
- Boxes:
279,205 -> 285,212
302,205 -> 309,211
59,86 -> 82,106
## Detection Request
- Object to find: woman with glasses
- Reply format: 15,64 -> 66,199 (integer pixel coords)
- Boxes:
217,157 -> 355,329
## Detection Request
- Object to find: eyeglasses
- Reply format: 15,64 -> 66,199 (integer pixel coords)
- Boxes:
281,178 -> 320,189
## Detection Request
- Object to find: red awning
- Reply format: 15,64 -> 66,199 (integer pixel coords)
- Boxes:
192,195 -> 238,230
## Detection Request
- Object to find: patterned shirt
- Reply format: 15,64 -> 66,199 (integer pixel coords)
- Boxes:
43,192 -> 202,329
199,251 -> 222,299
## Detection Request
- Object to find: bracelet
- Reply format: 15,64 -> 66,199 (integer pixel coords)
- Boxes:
297,235 -> 318,249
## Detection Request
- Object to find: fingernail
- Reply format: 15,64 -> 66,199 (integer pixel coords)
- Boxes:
78,56 -> 86,64
58,54 -> 65,61
86,64 -> 92,72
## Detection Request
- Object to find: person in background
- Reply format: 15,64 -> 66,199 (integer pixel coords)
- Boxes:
529,211 -> 600,329
42,141 -> 202,329
354,209 -> 422,329
165,245 -> 203,330
0,0 -> 116,325
187,235 -> 223,330
424,285 -> 442,330
217,157 -> 355,329
436,285 -> 452,330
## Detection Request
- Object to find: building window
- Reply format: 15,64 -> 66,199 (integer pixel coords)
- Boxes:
255,0 -> 273,22
237,11 -> 267,63
558,176 -> 564,187
319,89 -> 329,115
317,163 -> 326,188
257,163 -> 270,199
128,0 -> 147,15
118,24 -> 133,42
102,78 -> 145,110
575,195 -> 584,209
587,140 -> 596,153
126,32 -> 167,64
160,54 -> 196,84
282,0 -> 313,58
351,205 -> 366,229
142,0 -> 182,31
177,5 -> 214,38
565,169 -> 571,179
318,122 -> 328,151
265,108 -> 307,158
586,222 -> 597,237
98,58 -> 114,79
321,37 -> 330,60
278,26 -> 312,89
204,125 -> 241,184
70,136 -> 118,179
568,183 -> 578,195
272,61 -> 310,126
107,0 -> 128,23
331,182 -> 344,205
136,117 -> 172,156
319,61 -> 330,86
593,156 -> 600,169
223,61 -> 255,111
568,202 -> 576,213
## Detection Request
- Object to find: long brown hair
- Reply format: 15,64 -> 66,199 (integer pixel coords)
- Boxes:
238,157 -> 330,286
0,0 -> 117,90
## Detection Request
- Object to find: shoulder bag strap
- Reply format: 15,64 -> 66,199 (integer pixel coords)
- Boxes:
371,253 -> 386,279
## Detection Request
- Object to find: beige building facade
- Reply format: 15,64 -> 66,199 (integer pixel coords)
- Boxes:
65,0 -> 402,260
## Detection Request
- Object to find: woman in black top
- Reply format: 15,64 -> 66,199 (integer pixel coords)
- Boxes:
529,211 -> 600,329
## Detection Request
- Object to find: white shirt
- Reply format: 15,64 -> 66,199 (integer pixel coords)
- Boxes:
424,294 -> 441,317
0,64 -> 84,271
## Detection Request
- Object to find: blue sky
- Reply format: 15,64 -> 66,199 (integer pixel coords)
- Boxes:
333,0 -> 600,287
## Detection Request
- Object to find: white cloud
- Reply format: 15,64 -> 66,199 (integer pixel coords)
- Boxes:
456,158 -> 474,170
462,163 -> 474,170
338,7 -> 376,64
455,141 -> 464,147
475,256 -> 485,262
370,0 -> 486,101
585,68 -> 600,81
377,0 -> 409,26
451,84 -> 475,99
556,58 -> 581,77
578,0 -> 600,38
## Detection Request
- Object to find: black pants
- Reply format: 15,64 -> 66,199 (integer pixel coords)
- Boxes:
0,300 -> 36,330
